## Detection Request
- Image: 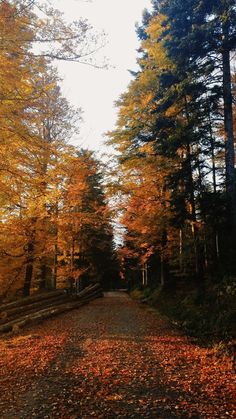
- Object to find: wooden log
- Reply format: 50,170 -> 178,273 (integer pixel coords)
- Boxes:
0,290 -> 65,311
0,284 -> 102,326
75,283 -> 100,297
0,285 -> 103,333
0,283 -> 100,312
11,300 -> 89,333
0,294 -> 71,324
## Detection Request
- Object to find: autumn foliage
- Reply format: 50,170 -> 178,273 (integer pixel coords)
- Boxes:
108,0 -> 236,339
0,1 -> 115,298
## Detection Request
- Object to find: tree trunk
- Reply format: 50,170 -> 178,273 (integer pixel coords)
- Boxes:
51,197 -> 59,290
184,97 -> 200,278
71,238 -> 75,277
160,255 -> 165,287
144,263 -> 148,286
207,107 -> 217,194
186,141 -> 200,278
39,260 -> 47,290
222,21 -> 236,225
141,263 -> 148,287
52,243 -> 58,290
179,228 -> 183,271
142,265 -> 145,286
23,241 -> 34,297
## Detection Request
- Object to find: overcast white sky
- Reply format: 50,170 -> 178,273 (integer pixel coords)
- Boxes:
51,0 -> 152,153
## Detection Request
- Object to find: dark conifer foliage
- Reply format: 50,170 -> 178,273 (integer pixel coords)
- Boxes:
109,0 -> 236,319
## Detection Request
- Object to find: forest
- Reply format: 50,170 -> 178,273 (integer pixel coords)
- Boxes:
0,0 -> 236,341
0,0 -> 117,299
108,0 -> 236,340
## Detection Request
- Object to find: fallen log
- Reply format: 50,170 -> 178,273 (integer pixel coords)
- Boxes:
0,294 -> 70,324
0,283 -> 101,313
0,290 -> 65,312
0,284 -> 102,325
75,283 -> 102,299
0,284 -> 103,333
10,299 -> 89,334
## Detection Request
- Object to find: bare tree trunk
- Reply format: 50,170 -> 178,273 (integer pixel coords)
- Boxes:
52,203 -> 59,290
52,242 -> 58,290
70,237 -> 75,278
39,261 -> 47,290
179,228 -> 183,271
186,141 -> 200,278
144,263 -> 148,286
160,255 -> 165,287
208,111 -> 217,195
215,233 -> 220,260
141,263 -> 148,287
205,100 -> 221,265
141,265 -> 145,287
23,217 -> 37,297
197,152 -> 210,272
222,21 -> 236,225
184,97 -> 200,278
23,241 -> 34,297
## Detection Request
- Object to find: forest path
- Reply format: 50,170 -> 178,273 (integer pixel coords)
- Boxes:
0,291 -> 235,418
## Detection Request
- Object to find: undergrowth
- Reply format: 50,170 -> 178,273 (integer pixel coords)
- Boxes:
130,276 -> 236,345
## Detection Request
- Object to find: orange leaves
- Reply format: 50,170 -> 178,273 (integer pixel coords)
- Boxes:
1,293 -> 235,417
117,145 -> 173,265
0,1 -> 110,297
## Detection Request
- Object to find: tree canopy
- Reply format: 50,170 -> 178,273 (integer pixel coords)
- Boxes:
108,0 -> 236,292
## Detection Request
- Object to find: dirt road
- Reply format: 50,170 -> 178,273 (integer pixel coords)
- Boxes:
0,292 -> 235,418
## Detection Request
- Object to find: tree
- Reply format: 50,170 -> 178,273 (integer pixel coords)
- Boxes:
0,0 -> 110,298
3,0 -> 106,66
157,0 -> 236,221
108,0 -> 236,291
57,151 -> 117,291
119,145 -> 173,286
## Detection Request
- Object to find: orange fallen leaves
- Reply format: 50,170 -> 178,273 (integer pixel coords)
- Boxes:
0,297 -> 235,418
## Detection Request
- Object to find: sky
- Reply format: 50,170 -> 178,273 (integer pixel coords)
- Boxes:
51,0 -> 152,153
